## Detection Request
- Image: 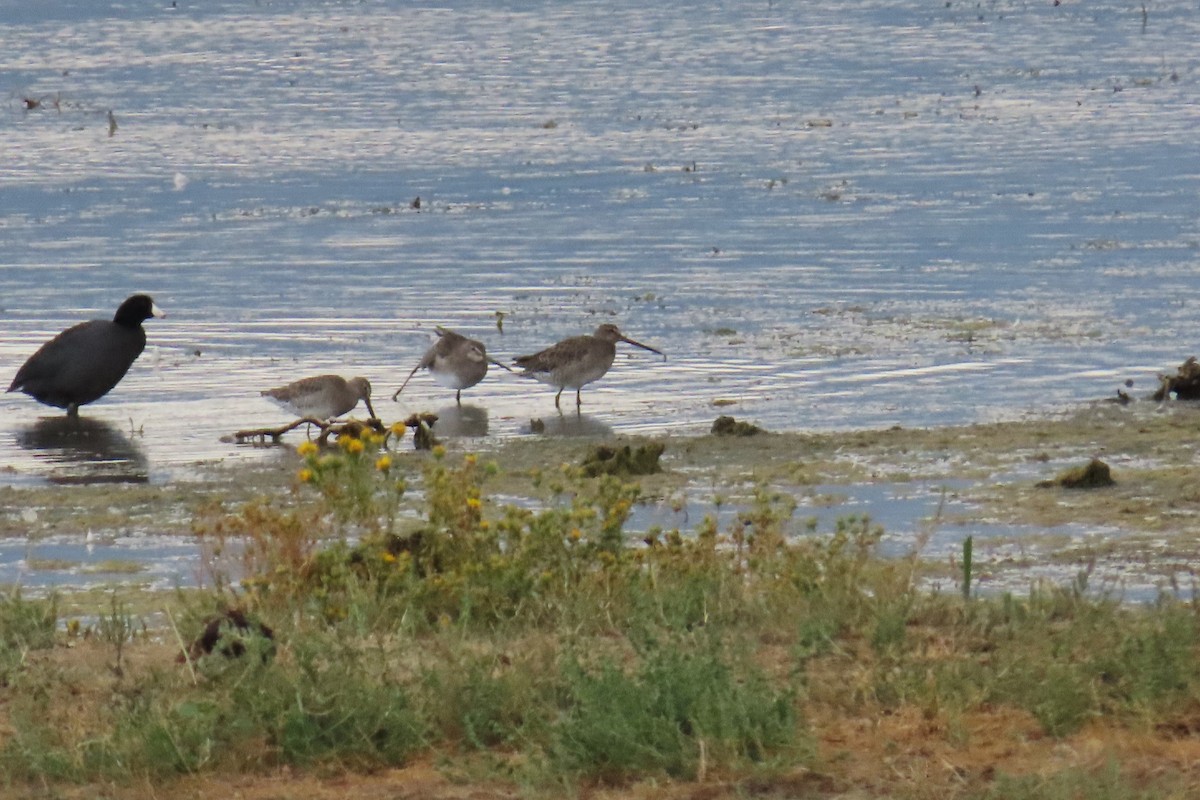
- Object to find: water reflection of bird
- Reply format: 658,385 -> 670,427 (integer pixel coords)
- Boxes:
16,415 -> 150,485
262,375 -> 377,421
7,294 -> 165,417
392,327 -> 511,406
431,403 -> 490,437
514,324 -> 664,410
528,413 -> 614,437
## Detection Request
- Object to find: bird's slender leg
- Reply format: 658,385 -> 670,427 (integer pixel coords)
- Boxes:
456,389 -> 462,406
554,388 -> 563,411
576,389 -> 583,408
67,404 -> 79,418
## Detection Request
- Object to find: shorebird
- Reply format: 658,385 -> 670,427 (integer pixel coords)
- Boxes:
8,294 -> 165,417
392,326 -> 512,406
262,375 -> 377,421
514,323 -> 664,410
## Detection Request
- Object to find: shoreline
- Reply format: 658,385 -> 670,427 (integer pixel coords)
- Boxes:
3,399 -> 1199,607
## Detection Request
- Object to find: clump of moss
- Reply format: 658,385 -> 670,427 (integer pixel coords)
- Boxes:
1038,458 -> 1115,489
581,443 -> 665,477
711,415 -> 764,436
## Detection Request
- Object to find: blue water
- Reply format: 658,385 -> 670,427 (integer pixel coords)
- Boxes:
0,0 -> 1196,486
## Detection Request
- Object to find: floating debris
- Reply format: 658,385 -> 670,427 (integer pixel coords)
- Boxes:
227,416 -> 386,446
1110,378 -> 1134,405
581,442 -> 665,477
1153,356 -> 1200,401
404,412 -> 440,450
711,415 -> 764,436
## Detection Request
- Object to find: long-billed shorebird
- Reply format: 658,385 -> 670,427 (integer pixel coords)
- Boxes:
8,294 -> 165,417
392,326 -> 512,406
514,323 -> 664,410
262,375 -> 377,421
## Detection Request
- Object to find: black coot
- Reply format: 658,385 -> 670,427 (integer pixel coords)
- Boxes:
7,294 -> 165,416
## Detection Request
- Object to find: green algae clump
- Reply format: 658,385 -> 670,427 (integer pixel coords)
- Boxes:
711,415 -> 764,436
581,443 -> 665,477
1039,458 -> 1115,489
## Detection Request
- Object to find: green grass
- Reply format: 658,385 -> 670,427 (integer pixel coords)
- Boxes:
0,588 -> 57,683
4,429 -> 1200,797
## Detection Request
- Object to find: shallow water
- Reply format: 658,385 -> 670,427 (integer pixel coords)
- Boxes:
2,0 -> 1196,483
0,0 -> 1196,591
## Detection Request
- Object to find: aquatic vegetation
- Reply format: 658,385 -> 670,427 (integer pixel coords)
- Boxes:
1040,457 -> 1116,489
580,442 -> 665,477
710,415 -> 764,436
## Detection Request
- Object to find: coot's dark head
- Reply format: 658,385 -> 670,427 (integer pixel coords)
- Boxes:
113,294 -> 165,327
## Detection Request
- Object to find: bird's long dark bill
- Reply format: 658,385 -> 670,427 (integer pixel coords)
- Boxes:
621,336 -> 665,358
364,396 -> 379,419
489,358 -> 515,373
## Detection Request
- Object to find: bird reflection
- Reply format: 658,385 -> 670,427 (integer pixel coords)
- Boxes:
432,404 -> 489,438
529,413 -> 613,438
15,416 -> 149,484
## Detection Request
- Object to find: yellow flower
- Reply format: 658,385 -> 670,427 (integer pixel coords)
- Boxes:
466,497 -> 482,511
478,520 -> 490,531
298,468 -> 314,483
432,444 -> 447,459
375,455 -> 393,472
297,441 -> 319,458
381,551 -> 397,563
346,438 -> 365,455
390,422 -> 407,437
463,453 -> 478,466
569,527 -> 583,541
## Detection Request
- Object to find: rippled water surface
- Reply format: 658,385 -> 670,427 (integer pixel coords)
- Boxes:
1,0 -> 1197,485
